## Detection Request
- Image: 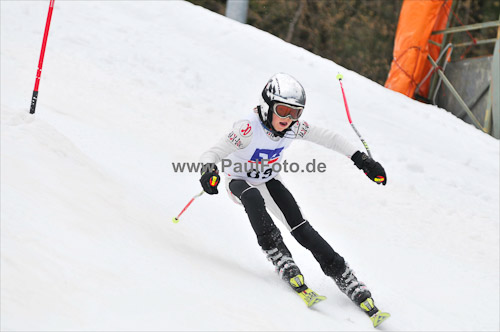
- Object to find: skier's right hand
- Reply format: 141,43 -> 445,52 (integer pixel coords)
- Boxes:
200,163 -> 220,194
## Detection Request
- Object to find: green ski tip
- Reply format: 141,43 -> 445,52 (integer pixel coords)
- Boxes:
336,73 -> 343,80
370,311 -> 391,327
298,288 -> 327,307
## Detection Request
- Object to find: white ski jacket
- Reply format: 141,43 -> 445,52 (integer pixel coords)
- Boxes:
200,110 -> 358,185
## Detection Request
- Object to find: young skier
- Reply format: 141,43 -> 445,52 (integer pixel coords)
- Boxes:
198,73 -> 389,326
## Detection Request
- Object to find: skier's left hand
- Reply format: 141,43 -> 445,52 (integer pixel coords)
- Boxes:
351,151 -> 387,185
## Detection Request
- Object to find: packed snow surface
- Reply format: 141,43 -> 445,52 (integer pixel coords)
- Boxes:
1,1 -> 499,330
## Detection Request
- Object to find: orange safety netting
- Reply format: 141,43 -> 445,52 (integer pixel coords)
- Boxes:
385,0 -> 453,99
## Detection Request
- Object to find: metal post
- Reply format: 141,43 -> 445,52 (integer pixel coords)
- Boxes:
432,21 -> 500,35
428,0 -> 457,101
225,0 -> 249,24
428,55 -> 486,132
490,21 -> 500,138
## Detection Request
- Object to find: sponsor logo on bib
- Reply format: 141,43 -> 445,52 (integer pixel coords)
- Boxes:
249,147 -> 284,164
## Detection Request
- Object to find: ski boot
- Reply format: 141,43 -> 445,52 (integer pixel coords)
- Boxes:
264,247 -> 326,307
333,263 -> 371,304
263,246 -> 301,282
333,263 -> 390,327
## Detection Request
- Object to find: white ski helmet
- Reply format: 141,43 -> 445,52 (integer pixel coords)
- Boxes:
258,73 -> 306,132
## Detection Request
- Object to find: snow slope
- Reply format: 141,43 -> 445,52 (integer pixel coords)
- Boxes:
1,1 -> 499,330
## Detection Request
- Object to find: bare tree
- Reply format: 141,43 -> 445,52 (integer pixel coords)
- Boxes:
286,0 -> 306,43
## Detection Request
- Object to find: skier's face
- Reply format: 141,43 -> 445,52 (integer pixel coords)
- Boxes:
271,114 -> 293,132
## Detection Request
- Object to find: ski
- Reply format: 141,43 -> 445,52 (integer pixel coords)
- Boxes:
369,311 -> 391,328
359,297 -> 391,328
297,287 -> 327,307
288,274 -> 389,327
289,274 -> 327,307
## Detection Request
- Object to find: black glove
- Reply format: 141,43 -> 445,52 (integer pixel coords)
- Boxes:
200,163 -> 220,194
351,151 -> 387,185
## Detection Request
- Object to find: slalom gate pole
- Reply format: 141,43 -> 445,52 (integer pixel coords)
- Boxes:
336,73 -> 373,159
172,190 -> 205,223
30,0 -> 55,114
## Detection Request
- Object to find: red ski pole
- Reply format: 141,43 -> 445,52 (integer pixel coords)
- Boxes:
172,190 -> 205,223
336,73 -> 373,159
172,174 -> 219,223
30,0 -> 55,114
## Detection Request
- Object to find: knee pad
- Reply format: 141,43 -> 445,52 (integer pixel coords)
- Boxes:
240,187 -> 267,219
240,187 -> 264,206
291,221 -> 322,249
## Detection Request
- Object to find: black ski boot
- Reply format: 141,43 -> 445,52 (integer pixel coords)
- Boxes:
263,245 -> 306,292
264,246 -> 327,307
333,263 -> 391,326
332,263 -> 371,305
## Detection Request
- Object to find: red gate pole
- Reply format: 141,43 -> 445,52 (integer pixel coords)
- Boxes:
30,0 -> 55,114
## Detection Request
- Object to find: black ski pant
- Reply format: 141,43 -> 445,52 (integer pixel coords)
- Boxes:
228,178 -> 346,278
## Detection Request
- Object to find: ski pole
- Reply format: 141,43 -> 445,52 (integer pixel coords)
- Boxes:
30,0 -> 55,114
172,190 -> 205,223
336,73 -> 373,159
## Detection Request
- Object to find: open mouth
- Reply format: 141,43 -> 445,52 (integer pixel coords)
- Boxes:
279,121 -> 288,127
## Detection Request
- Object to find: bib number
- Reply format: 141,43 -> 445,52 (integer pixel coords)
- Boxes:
247,168 -> 273,179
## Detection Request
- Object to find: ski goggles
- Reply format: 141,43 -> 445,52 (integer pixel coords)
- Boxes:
272,103 -> 304,120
